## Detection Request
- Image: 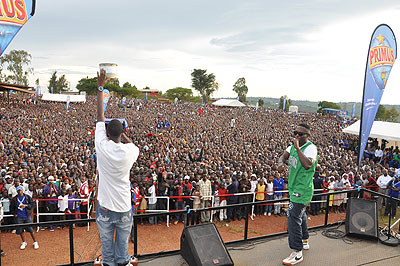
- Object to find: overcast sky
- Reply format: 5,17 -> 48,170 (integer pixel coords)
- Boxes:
7,0 -> 400,104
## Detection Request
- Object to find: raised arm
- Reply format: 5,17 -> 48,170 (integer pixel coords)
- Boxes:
97,69 -> 107,122
277,151 -> 290,172
293,139 -> 314,170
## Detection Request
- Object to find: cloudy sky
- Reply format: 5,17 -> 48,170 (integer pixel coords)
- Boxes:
6,0 -> 400,104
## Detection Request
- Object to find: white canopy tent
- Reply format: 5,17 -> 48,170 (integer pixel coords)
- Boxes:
41,93 -> 86,103
212,99 -> 246,107
342,120 -> 400,145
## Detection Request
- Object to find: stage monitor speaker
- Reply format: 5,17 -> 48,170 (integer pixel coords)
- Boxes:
180,223 -> 234,266
345,198 -> 378,238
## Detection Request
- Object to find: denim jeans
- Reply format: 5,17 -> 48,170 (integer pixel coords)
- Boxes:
148,203 -> 158,224
237,197 -> 248,219
175,201 -> 185,222
274,194 -> 282,214
287,201 -> 309,251
265,195 -> 274,214
96,201 -> 132,266
15,216 -> 34,234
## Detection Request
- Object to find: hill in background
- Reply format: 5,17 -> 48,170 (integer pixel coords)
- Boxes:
245,97 -> 400,119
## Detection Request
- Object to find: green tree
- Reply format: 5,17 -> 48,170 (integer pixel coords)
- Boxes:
279,95 -> 292,111
191,69 -> 218,103
258,98 -> 264,107
1,50 -> 33,86
376,104 -> 386,120
317,101 -> 341,112
232,77 -> 248,102
122,82 -> 132,88
76,77 -> 98,95
376,105 -> 399,122
384,107 -> 399,122
165,87 -> 193,101
48,71 -> 57,93
48,71 -> 69,93
116,83 -> 139,97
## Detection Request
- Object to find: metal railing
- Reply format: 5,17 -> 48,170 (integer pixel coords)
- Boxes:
1,188 -> 398,266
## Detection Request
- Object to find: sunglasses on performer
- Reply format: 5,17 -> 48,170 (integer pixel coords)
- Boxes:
294,131 -> 308,136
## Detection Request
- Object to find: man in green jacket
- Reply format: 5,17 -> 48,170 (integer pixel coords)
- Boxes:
278,123 -> 317,265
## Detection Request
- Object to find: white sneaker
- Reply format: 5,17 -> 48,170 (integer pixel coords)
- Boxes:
33,242 -> 39,250
129,256 -> 138,265
264,212 -> 267,216
282,250 -> 303,265
20,242 -> 27,250
268,213 -> 271,216
302,239 -> 309,250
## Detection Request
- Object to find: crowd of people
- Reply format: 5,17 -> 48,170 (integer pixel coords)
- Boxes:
1,93 -> 400,243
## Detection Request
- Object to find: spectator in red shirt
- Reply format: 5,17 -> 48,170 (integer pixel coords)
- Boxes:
218,183 -> 228,221
173,177 -> 189,224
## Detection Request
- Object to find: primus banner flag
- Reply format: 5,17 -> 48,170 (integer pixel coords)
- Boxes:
103,89 -> 110,111
358,24 -> 397,166
0,0 -> 36,56
66,96 -> 70,111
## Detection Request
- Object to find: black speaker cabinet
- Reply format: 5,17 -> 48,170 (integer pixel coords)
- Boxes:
345,198 -> 378,238
180,223 -> 234,266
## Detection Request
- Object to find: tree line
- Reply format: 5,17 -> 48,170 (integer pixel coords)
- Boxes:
1,49 -> 398,121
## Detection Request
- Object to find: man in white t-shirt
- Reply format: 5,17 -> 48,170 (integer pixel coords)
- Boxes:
95,69 -> 139,266
377,169 -> 392,212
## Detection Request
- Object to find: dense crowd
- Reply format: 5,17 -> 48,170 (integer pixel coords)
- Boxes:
1,93 -> 400,233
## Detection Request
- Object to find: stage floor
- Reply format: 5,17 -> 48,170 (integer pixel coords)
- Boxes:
137,226 -> 400,266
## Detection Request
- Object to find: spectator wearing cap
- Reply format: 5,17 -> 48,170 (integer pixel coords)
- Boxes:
43,176 -> 59,231
10,186 -> 39,250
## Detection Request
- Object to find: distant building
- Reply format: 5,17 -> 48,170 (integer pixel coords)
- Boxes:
99,63 -> 118,80
139,88 -> 160,97
322,108 -> 348,117
289,105 -> 298,114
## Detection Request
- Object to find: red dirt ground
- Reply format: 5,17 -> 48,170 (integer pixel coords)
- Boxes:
0,212 -> 345,266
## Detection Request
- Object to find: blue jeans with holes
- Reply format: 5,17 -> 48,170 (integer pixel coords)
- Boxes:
287,201 -> 309,251
96,201 -> 132,266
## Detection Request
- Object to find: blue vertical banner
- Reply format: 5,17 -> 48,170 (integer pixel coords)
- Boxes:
352,102 -> 356,118
358,24 -> 397,166
122,96 -> 126,105
51,86 -> 53,94
36,85 -> 40,96
283,98 -> 287,111
0,1 -> 36,56
66,96 -> 70,111
103,89 -> 110,111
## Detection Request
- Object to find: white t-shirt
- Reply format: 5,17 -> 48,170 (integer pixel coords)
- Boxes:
58,195 -> 68,212
377,174 -> 392,189
148,185 -> 157,205
95,122 -> 139,212
285,142 -> 318,161
266,182 -> 274,195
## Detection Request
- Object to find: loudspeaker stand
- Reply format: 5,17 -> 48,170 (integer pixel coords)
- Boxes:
379,235 -> 399,246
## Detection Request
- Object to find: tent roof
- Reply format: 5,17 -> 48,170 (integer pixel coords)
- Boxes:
212,99 -> 246,107
0,83 -> 34,94
342,120 -> 400,141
